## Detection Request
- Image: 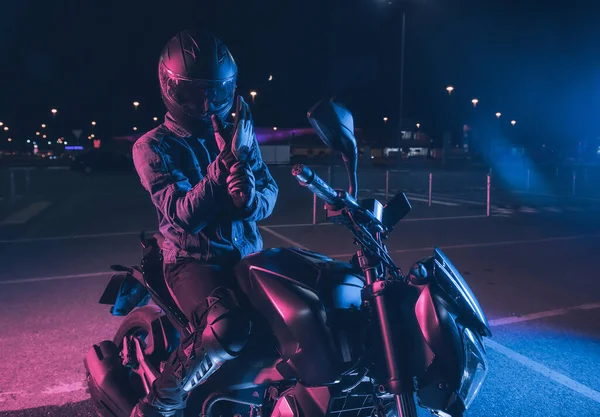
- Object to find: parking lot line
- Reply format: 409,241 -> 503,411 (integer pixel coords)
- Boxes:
406,192 -> 487,206
328,233 -> 600,258
373,192 -> 460,206
0,216 -> 491,243
260,226 -> 308,249
0,201 -> 51,225
486,339 -> 600,403
489,302 -> 600,327
0,271 -> 111,285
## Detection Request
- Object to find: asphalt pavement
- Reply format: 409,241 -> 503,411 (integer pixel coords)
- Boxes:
1,165 -> 600,417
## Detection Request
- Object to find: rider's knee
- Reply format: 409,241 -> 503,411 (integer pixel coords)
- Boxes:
196,286 -> 252,361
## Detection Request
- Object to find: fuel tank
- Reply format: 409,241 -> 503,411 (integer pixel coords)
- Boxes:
234,247 -> 366,386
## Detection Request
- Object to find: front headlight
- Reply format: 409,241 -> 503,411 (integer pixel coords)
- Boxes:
458,327 -> 488,409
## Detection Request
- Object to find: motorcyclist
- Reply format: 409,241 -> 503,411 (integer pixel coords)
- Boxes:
130,28 -> 278,417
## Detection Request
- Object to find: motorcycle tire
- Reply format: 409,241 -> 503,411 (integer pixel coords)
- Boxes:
113,305 -> 179,397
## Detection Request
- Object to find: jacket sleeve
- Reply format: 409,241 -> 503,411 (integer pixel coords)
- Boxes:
242,139 -> 278,222
133,141 -> 226,234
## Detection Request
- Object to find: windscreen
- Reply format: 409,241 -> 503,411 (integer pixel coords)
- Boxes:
433,248 -> 491,336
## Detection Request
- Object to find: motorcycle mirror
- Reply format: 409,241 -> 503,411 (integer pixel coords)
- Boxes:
382,192 -> 412,229
307,98 -> 358,198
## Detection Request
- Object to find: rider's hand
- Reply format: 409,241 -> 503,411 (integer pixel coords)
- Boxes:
230,95 -> 255,162
227,161 -> 256,211
211,95 -> 255,165
210,115 -> 236,180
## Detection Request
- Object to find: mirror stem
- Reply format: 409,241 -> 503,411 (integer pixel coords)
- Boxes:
342,155 -> 358,199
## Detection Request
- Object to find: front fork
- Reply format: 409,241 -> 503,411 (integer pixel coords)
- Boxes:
357,250 -> 418,417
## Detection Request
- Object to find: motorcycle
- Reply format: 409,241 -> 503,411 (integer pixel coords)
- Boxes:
84,98 -> 491,417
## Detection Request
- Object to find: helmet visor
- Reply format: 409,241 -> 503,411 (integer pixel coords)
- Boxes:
159,62 -> 236,118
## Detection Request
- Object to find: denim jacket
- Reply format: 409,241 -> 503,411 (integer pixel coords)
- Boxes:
132,114 -> 278,265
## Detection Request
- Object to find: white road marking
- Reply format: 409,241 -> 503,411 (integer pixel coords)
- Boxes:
373,192 -> 460,206
259,226 -> 308,249
3,233 -> 598,285
514,190 -> 600,203
0,230 -> 154,244
0,215 -> 491,242
327,233 -> 600,258
41,381 -> 85,395
489,302 -> 600,327
0,271 -> 111,285
486,339 -> 600,403
0,201 -> 51,225
406,192 -> 487,206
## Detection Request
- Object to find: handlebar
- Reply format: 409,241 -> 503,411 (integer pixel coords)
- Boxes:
292,164 -> 400,279
291,164 -> 375,223
291,164 -> 339,205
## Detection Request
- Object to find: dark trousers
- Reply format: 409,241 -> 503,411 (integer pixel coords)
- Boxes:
164,258 -> 235,329
149,258 -> 237,410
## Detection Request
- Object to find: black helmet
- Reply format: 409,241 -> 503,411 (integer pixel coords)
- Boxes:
159,29 -> 237,132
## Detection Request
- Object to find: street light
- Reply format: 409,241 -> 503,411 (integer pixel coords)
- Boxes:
27,139 -> 31,144
250,91 -> 257,103
41,124 -> 46,128
511,120 -> 516,126
495,112 -> 501,118
3,126 -> 8,131
273,127 -> 278,131
268,75 -> 273,81
51,108 -> 58,116
133,101 -> 140,111
0,122 -> 3,126
231,112 -> 236,118
383,117 -> 388,123
7,138 -> 12,142
42,134 -> 47,138
36,131 -> 40,136
416,122 -> 420,129
133,126 -> 138,131
153,117 -> 158,122
48,141 -> 51,145
91,121 -> 97,126
446,86 -> 454,95
472,98 -> 479,107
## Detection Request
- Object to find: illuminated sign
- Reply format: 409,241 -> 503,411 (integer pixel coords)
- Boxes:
65,146 -> 84,150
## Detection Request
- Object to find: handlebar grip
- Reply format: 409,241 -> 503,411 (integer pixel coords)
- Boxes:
292,164 -> 339,205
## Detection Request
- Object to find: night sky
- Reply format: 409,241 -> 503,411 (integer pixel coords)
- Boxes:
1,0 -> 599,147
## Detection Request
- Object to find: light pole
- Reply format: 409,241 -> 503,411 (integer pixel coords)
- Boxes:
398,11 -> 406,140
250,91 -> 257,104
446,86 -> 454,96
51,108 -> 58,118
383,117 -> 388,124
495,112 -> 501,119
471,98 -> 478,108
511,120 -> 516,126
133,101 -> 140,111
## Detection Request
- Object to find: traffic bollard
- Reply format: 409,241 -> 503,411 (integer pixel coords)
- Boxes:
428,173 -> 432,207
312,193 -> 317,225
25,168 -> 31,194
9,169 -> 16,205
486,174 -> 491,217
385,170 -> 390,200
